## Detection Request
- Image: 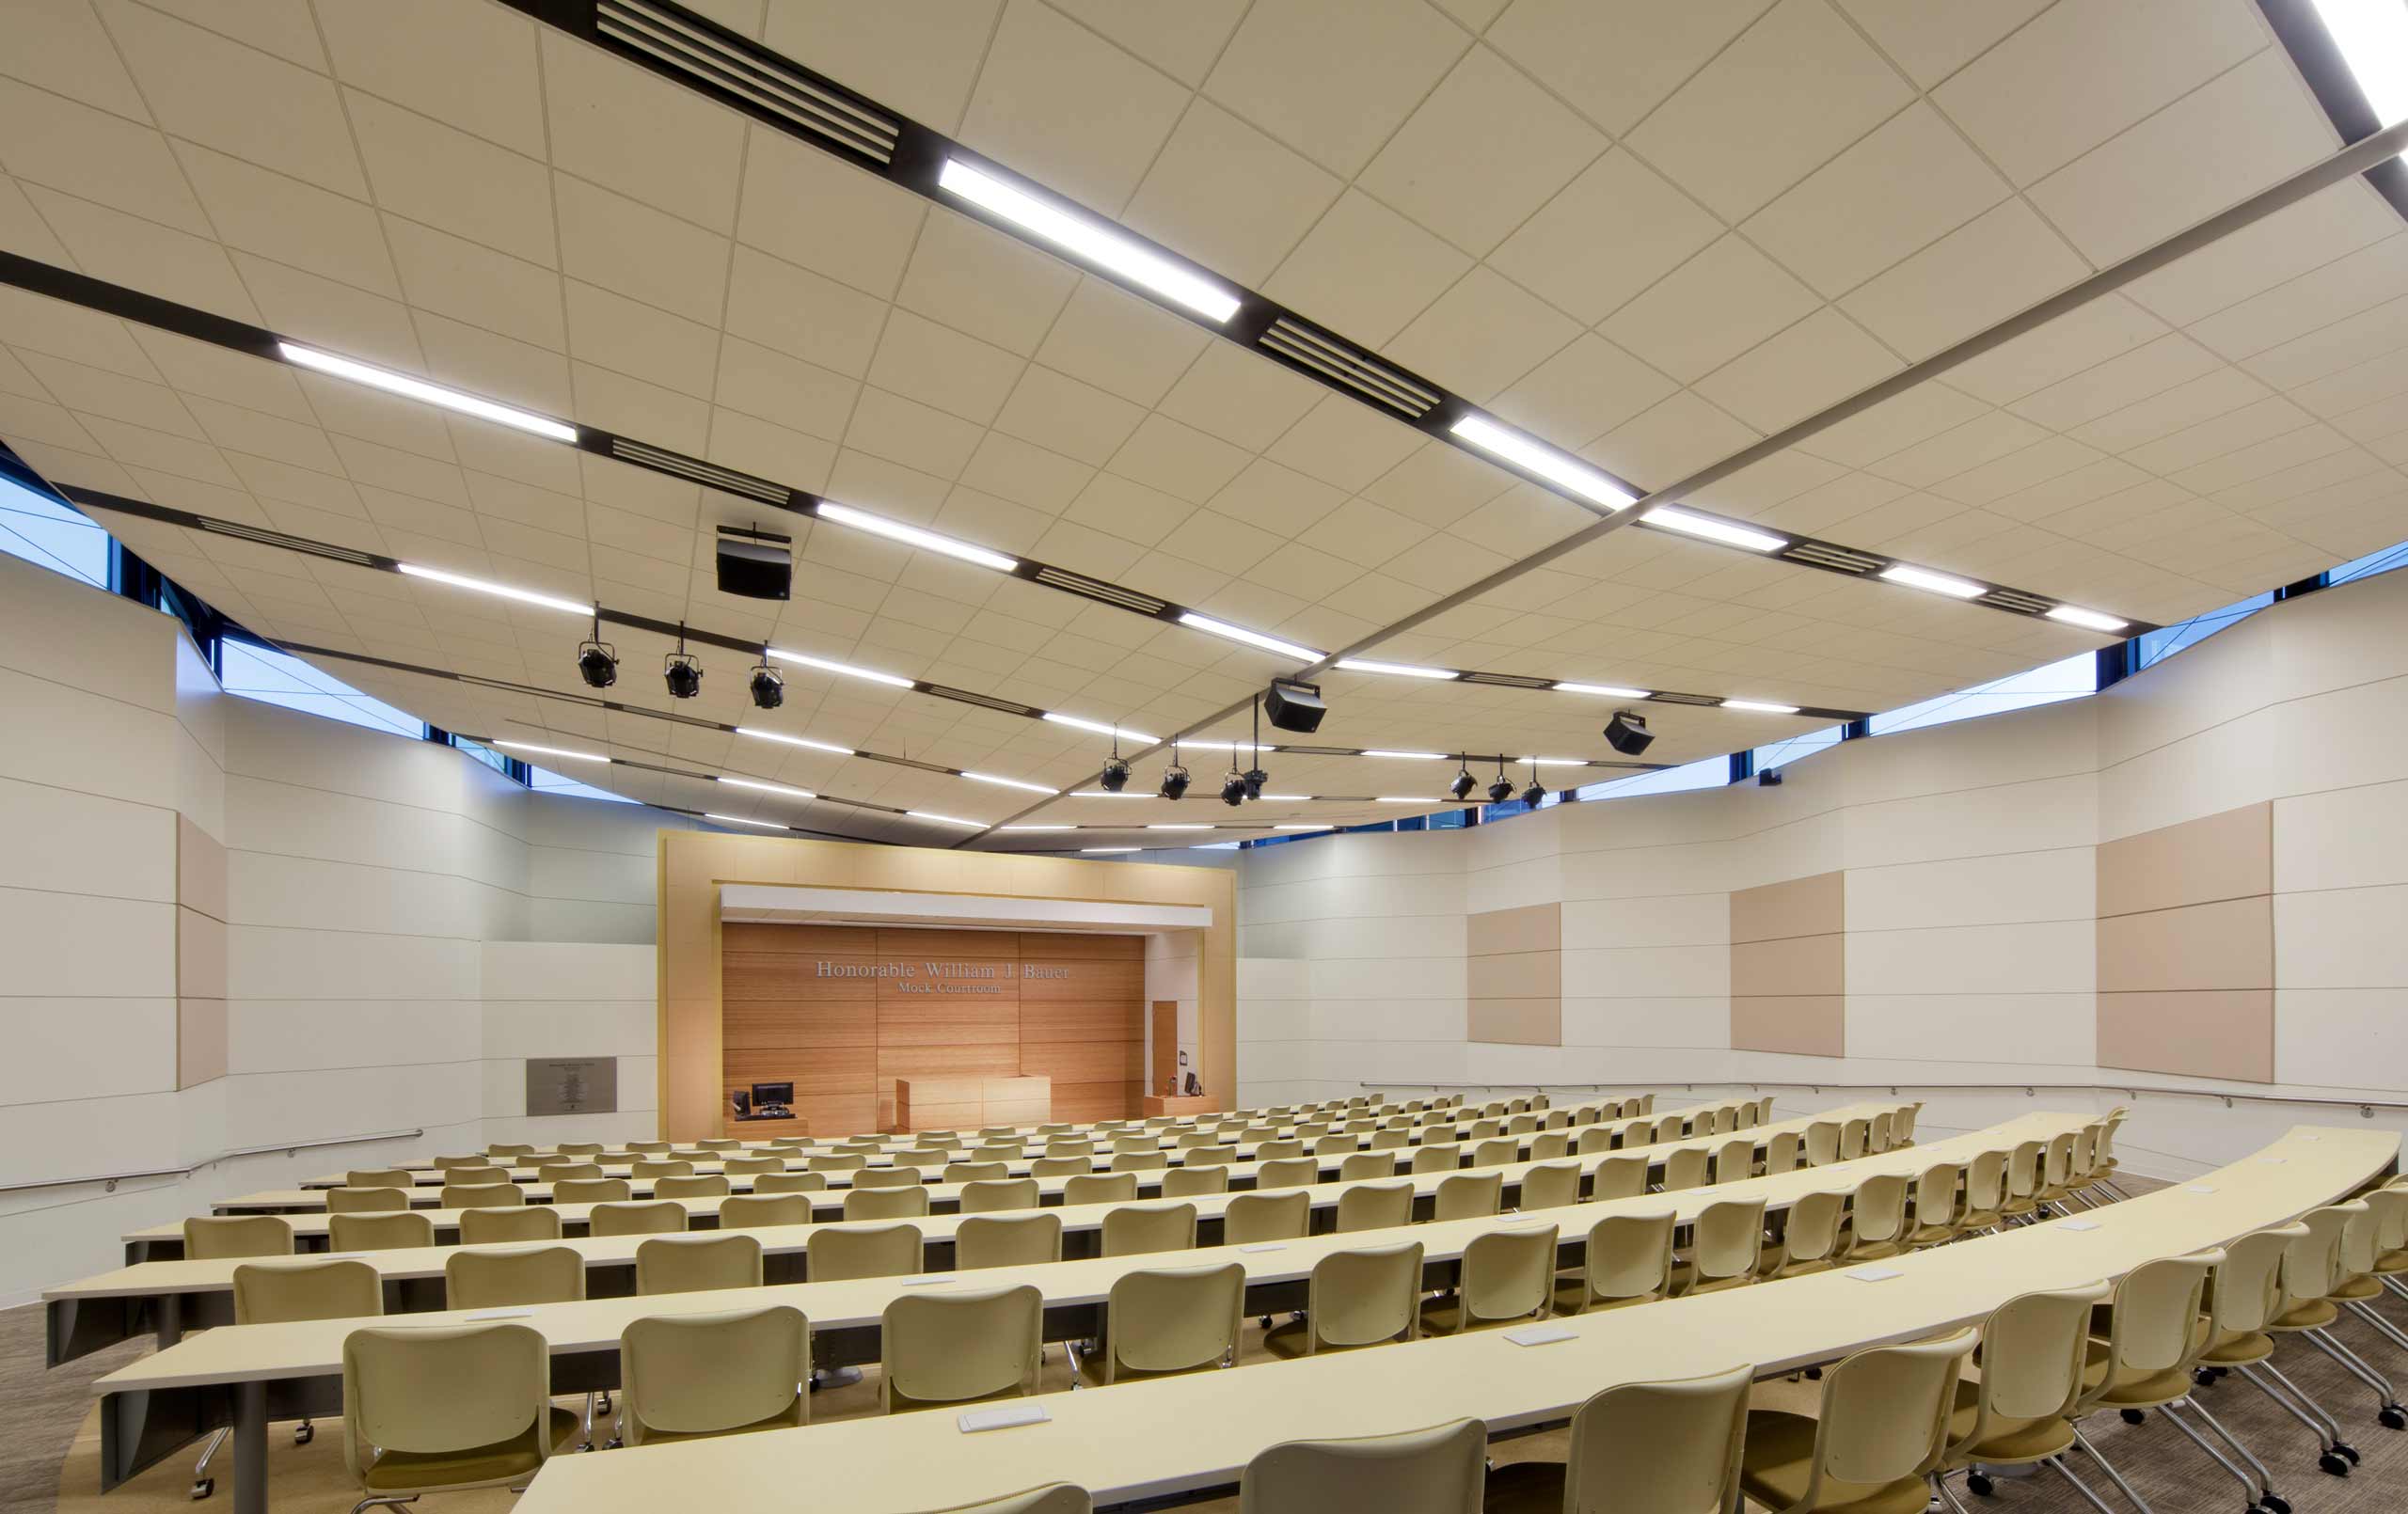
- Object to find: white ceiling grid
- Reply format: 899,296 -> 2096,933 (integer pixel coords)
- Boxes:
0,0 -> 2399,844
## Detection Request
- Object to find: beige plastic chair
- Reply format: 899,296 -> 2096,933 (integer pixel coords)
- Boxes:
961,1177 -> 1040,1213
629,1159 -> 695,1180
626,1142 -> 673,1156
331,1211 -> 436,1252
1959,1149 -> 2008,1233
1411,1143 -> 1462,1175
945,1161 -> 1011,1185
1339,1151 -> 1398,1183
1652,1114 -> 1687,1144
1836,1120 -> 1870,1162
2070,1251 -> 2226,1501
1162,1165 -> 1230,1198
1081,1262 -> 1245,1385
2194,1224 -> 2321,1495
653,1174 -> 731,1200
1031,1156 -> 1091,1178
1111,1149 -> 1171,1172
1065,1172 -> 1140,1206
1256,1157 -> 1321,1191
553,1176 -> 633,1205
445,1246 -> 584,1309
847,1185 -> 932,1222
1556,1210 -> 1675,1316
810,1153 -> 868,1174
637,1232 -> 763,1296
1471,1137 -> 1520,1168
1841,1173 -> 1910,1263
1903,1162 -> 1966,1250
1933,1283 -> 2113,1509
957,1212 -> 1064,1270
1711,1137 -> 1756,1186
1313,1133 -> 1357,1158
1433,1171 -> 1502,1221
442,1183 -> 528,1210
1997,1141 -> 2045,1224
855,1164 -> 929,1190
1802,1123 -> 1842,1167
1240,1417 -> 1484,1514
1866,1112 -> 1893,1154
1765,1191 -> 1848,1280
752,1172 -> 827,1195
719,1193 -> 813,1230
1592,1153 -> 1650,1201
808,1222 -> 922,1281
487,1143 -> 539,1159
1483,1364 -> 1751,1514
342,1322 -> 575,1505
590,1201 -> 685,1237
882,1284 -> 1044,1413
1763,1130 -> 1803,1175
1225,1190 -> 1310,1245
1737,1327 -> 1977,1514
617,1304 -> 808,1446
1422,1223 -> 1557,1334
1659,1145 -> 1711,1193
458,1206 -> 562,1244
430,1156 -> 491,1172
722,1155 -> 784,1176
232,1257 -> 383,1323
325,1187 -> 412,1216
1102,1201 -> 1197,1257
1338,1180 -> 1416,1233
1528,1131 -> 1572,1161
1113,1135 -> 1161,1155
1185,1144 -> 1241,1168
347,1168 -> 420,1191
1517,1159 -> 1582,1211
1673,1197 -> 1766,1296
1257,1138 -> 1307,1160
1264,1241 -> 1425,1358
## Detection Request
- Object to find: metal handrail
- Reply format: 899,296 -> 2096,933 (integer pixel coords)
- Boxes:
1356,1080 -> 2408,1119
0,1127 -> 426,1196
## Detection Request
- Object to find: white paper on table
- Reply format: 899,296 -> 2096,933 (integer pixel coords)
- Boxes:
466,1308 -> 533,1321
2186,1185 -> 2217,1194
958,1404 -> 1050,1433
1505,1322 -> 1576,1347
2058,1219 -> 2101,1232
1846,1266 -> 1903,1282
1238,1243 -> 1287,1253
902,1274 -> 958,1285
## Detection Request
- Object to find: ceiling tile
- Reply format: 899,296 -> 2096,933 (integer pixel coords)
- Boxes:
989,362 -> 1145,465
1382,265 -> 1580,403
894,206 -> 1078,355
1834,0 -> 2052,89
3,0 -> 150,123
1043,0 -> 1247,88
864,309 -> 1025,425
1120,99 -> 1341,287
760,0 -> 1005,136
413,310 -> 572,418
723,245 -> 889,380
145,0 -> 325,71
562,276 -> 722,399
1694,307 -> 1899,433
2125,181 -> 2400,330
1598,233 -> 1818,384
1107,413 -> 1250,503
345,88 -> 557,268
1206,457 -> 1348,536
0,77 -> 209,234
315,0 -> 547,157
1945,292 -> 2167,407
553,173 -> 730,326
0,175 -> 71,265
1262,189 -> 1471,348
30,188 -> 261,324
1154,340 -> 1323,452
1485,149 -> 1722,328
1203,0 -> 1467,178
1488,333 -> 1678,449
717,336 -> 859,445
1062,469 -> 1194,547
733,125 -> 927,302
538,27 -> 745,233
1839,197 -> 2090,359
1741,102 -> 2007,299
1485,0 -> 1776,137
1589,389 -> 1759,487
958,0 -> 1191,214
1033,276 -> 1211,408
100,0 -> 366,197
381,214 -> 566,352
1355,44 -> 1605,258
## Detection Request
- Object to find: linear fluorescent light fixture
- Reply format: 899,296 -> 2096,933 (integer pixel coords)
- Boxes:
1000,824 -> 1072,832
1148,824 -> 1211,830
1722,699 -> 1800,715
815,500 -> 1018,573
1362,750 -> 1443,760
1043,711 -> 1160,744
766,648 -> 915,689
1554,681 -> 1652,700
717,776 -> 816,799
1336,658 -> 1457,680
963,771 -> 1057,795
735,727 -> 854,756
2046,605 -> 2130,634
937,158 -> 1243,323
1879,564 -> 1985,599
1642,506 -> 1787,553
1082,845 -> 1140,853
1177,613 -> 1321,664
906,811 -> 984,828
705,812 -> 788,829
493,740 -> 607,763
279,342 -> 578,442
1374,796 -> 1434,803
1273,823 -> 1330,831
2314,0 -> 2408,132
1450,415 -> 1634,512
396,562 -> 591,616
1518,757 -> 1587,765
1255,794 -> 1308,802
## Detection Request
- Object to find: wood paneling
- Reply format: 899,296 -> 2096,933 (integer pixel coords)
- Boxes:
1151,1001 -> 1178,1096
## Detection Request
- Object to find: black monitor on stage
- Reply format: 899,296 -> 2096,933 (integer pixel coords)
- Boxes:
751,1080 -> 794,1108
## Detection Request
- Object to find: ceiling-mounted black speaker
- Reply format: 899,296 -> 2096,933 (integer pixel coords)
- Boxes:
1262,678 -> 1325,733
716,527 -> 792,600
1604,709 -> 1655,756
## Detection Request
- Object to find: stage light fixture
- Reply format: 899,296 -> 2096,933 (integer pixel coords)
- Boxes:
1099,757 -> 1132,793
1449,761 -> 1477,801
1758,768 -> 1784,787
1486,758 -> 1513,805
1219,747 -> 1247,807
1520,761 -> 1547,806
576,609 -> 617,690
1159,738 -> 1191,800
748,645 -> 784,710
662,622 -> 703,700
1243,766 -> 1268,801
1604,709 -> 1656,756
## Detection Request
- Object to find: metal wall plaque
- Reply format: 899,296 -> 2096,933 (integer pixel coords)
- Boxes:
526,1057 -> 618,1116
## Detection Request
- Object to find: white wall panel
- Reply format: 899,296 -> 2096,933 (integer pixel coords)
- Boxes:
1561,996 -> 1731,1050
0,885 -> 175,996
0,997 -> 177,1102
1561,893 -> 1729,950
2273,885 -> 2408,989
2274,988 -> 2408,1090
1846,992 -> 2096,1067
229,999 -> 483,1073
1846,920 -> 2096,996
0,774 -> 175,899
2274,779 -> 2408,894
1846,847 -> 2094,931
1562,943 -> 1729,999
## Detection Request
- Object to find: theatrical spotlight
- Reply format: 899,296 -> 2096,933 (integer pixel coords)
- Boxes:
1604,708 -> 1655,756
1486,759 -> 1514,805
662,623 -> 704,700
748,644 -> 784,710
576,609 -> 618,690
1100,756 -> 1132,792
1159,739 -> 1191,800
1758,767 -> 1784,787
1520,761 -> 1547,806
1243,766 -> 1268,801
1449,759 -> 1477,801
1219,748 -> 1247,807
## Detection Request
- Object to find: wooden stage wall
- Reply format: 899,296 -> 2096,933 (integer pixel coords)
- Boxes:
722,924 -> 1145,1132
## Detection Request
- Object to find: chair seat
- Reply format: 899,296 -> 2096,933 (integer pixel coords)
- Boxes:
2373,1249 -> 2408,1275
1737,1410 -> 1937,1514
1844,1240 -> 1904,1264
634,1406 -> 800,1445
1548,1279 -> 1657,1317
2196,1329 -> 2273,1368
1670,1264 -> 1753,1297
2080,1341 -> 2192,1410
1767,1255 -> 1837,1281
1940,1381 -> 2075,1468
1904,1224 -> 1954,1250
357,1406 -> 578,1492
1482,1459 -> 1567,1514
2332,1275 -> 2384,1302
1958,1210 -> 2003,1232
1261,1318 -> 1403,1359
2269,1299 -> 2339,1332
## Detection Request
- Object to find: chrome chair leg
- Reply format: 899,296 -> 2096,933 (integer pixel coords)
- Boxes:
2305,1327 -> 2404,1421
2071,1425 -> 2156,1514
2345,1298 -> 2408,1358
351,1498 -> 419,1514
2158,1400 -> 2266,1508
2044,1454 -> 2126,1514
2180,1392 -> 2287,1509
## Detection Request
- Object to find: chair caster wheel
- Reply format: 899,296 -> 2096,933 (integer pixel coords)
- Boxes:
597,1392 -> 613,1413
2337,1442 -> 2362,1464
189,1479 -> 214,1501
2259,1495 -> 2291,1514
2380,1405 -> 2406,1430
293,1424 -> 313,1445
1965,1473 -> 1994,1496
2194,1367 -> 2218,1387
2120,1409 -> 2146,1426
1804,1366 -> 1821,1380
2319,1452 -> 2350,1477
606,1437 -> 623,1450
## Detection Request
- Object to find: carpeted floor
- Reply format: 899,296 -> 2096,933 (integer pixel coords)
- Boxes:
12,1191 -> 2408,1513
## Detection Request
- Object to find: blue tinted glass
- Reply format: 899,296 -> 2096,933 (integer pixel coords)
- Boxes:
2324,539 -> 2408,589
2136,591 -> 2273,670
452,735 -> 512,777
1752,724 -> 1844,772
0,476 -> 109,589
1868,652 -> 2097,736
1573,754 -> 1732,801
219,639 -> 426,738
530,765 -> 640,803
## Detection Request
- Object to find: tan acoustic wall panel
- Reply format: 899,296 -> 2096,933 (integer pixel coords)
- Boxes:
2095,802 -> 2273,1082
1467,902 -> 1560,1045
1729,871 -> 1843,1057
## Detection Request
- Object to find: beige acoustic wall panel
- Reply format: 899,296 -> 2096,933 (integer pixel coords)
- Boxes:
2096,802 -> 2273,1082
1729,871 -> 1843,1057
1466,902 -> 1560,1045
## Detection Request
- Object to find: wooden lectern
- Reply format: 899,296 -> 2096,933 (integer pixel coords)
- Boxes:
895,1075 -> 1051,1131
1141,1095 -> 1216,1117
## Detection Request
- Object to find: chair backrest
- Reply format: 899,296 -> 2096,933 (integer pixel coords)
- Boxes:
554,1176 -> 634,1205
808,1222 -> 922,1281
347,1168 -> 420,1190
1469,1137 -> 1519,1169
1113,1135 -> 1160,1154
532,1161 -> 604,1183
847,1185 -> 933,1222
2210,1224 -> 2306,1335
1528,1130 -> 1572,1160
719,1193 -> 814,1230
1867,1111 -> 1893,1154
956,1212 -> 1064,1270
1224,1190 -> 1311,1245
459,1206 -> 563,1244
653,1174 -> 731,1200
589,1200 -> 687,1237
1577,1210 -> 1675,1311
619,1304 -> 807,1445
1962,1149 -> 2007,1214
1185,1144 -> 1240,1168
809,1153 -> 867,1173
1686,1197 -> 1766,1290
2004,1141 -> 2043,1201
1652,1114 -> 1687,1143
945,1161 -> 1011,1185
882,1284 -> 1043,1412
1711,1137 -> 1754,1186
1043,1141 -> 1093,1159
1304,1241 -> 1424,1352
2368,1184 -> 2408,1255
446,1245 -> 585,1309
1592,1152 -> 1650,1201
1779,1191 -> 1847,1272
1062,1170 -> 1138,1205
341,1322 -> 556,1484
1909,1162 -> 1964,1236
331,1210 -> 436,1252
1370,1128 -> 1409,1151
637,1232 -> 763,1295
721,1156 -> 784,1176
1803,1122 -> 1842,1166
1112,1149 -> 1172,1172
323,1187 -> 410,1215
629,1159 -> 695,1179
1848,1173 -> 1909,1251
1451,1224 -> 1557,1329
1837,1120 -> 1869,1162
1257,1138 -> 1306,1160
1162,1165 -> 1230,1198
2086,1253 -> 2218,1401
2041,1132 -> 2075,1190
1255,1157 -> 1321,1191
1313,1133 -> 1358,1157
1518,1159 -> 1581,1211
855,1164 -> 928,1189
1660,1146 -> 1710,1192
232,1257 -> 383,1324
1337,1179 -> 1415,1233
1239,1417 -> 1484,1514
1560,1364 -> 1753,1514
751,1171 -> 826,1196
2282,1205 -> 2359,1306
431,1155 -> 490,1171
1466,1120 -> 1504,1142
1432,1171 -> 1502,1222
1031,1156 -> 1090,1178
488,1143 -> 538,1159
1761,1129 -> 1801,1175
1100,1262 -> 1244,1382
1102,1201 -> 1197,1258
961,1177 -> 1041,1214
1410,1143 -> 1461,1175
1793,1329 -> 1976,1504
1339,1151 -> 1397,1183
1952,1283 -> 2109,1460
443,1182 -> 528,1210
